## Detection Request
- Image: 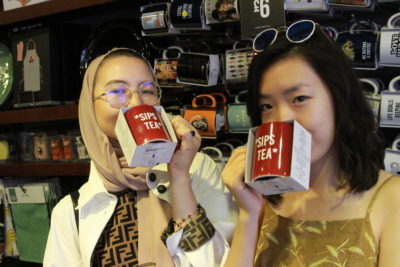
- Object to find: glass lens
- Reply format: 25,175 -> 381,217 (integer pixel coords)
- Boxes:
139,81 -> 160,105
287,20 -> 315,43
253,29 -> 278,52
106,86 -> 130,108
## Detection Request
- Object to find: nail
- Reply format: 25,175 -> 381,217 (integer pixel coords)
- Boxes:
191,131 -> 195,137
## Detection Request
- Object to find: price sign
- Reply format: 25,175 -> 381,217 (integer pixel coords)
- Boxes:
240,0 -> 285,38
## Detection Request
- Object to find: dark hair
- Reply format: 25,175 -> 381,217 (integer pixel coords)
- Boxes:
247,26 -> 384,204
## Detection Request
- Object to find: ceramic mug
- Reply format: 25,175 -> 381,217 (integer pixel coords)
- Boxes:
154,46 -> 183,87
124,105 -> 170,145
227,91 -> 252,133
183,94 -> 224,137
169,0 -> 210,30
380,12 -> 400,66
380,76 -> 400,127
336,30 -> 379,70
177,52 -> 220,86
360,78 -> 382,121
252,122 -> 293,181
209,92 -> 228,131
140,3 -> 180,36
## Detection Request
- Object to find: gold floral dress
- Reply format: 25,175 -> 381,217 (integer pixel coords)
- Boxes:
255,177 -> 395,267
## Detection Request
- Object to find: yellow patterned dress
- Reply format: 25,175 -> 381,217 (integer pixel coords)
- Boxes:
254,177 -> 396,267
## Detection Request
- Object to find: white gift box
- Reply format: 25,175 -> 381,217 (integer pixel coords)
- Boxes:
115,106 -> 178,167
245,120 -> 312,195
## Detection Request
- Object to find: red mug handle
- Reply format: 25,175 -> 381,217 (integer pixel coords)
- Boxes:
210,92 -> 227,105
192,94 -> 217,108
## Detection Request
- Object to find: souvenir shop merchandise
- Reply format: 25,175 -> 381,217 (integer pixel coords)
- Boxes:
169,0 -> 210,30
10,21 -> 86,107
380,75 -> 400,127
0,43 -> 13,110
115,105 -> 178,167
244,121 -> 312,195
154,46 -> 183,87
380,12 -> 400,67
140,2 -> 180,36
204,0 -> 240,24
177,52 -> 220,86
184,94 -> 225,137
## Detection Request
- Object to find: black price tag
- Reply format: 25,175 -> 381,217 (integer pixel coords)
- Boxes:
239,0 -> 286,38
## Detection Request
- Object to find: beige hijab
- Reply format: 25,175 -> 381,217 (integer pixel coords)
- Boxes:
78,49 -> 174,267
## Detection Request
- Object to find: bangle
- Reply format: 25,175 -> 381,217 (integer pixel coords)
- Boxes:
172,204 -> 201,229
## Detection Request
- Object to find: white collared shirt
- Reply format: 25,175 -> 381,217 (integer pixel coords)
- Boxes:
43,153 -> 238,267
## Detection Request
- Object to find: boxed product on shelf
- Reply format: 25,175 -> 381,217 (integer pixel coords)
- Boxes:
2,0 -> 49,11
10,20 -> 88,108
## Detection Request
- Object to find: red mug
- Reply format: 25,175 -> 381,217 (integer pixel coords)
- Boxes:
124,105 -> 170,145
252,122 -> 293,181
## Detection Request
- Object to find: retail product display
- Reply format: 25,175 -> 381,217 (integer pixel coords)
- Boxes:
1,0 -> 400,264
10,21 -> 86,107
184,94 -> 225,137
204,0 -> 240,24
115,105 -> 177,167
0,43 -> 13,109
245,121 -> 312,195
153,46 -> 182,87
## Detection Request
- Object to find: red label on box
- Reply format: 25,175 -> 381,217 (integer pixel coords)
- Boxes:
252,122 -> 293,180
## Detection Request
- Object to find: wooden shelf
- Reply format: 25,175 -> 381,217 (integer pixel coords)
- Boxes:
0,104 -> 78,124
0,161 -> 89,176
0,0 -> 117,25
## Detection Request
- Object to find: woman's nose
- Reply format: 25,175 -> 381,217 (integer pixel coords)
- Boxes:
127,91 -> 143,107
274,104 -> 295,122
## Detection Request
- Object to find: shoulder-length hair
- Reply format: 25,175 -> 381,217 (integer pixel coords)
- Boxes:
247,26 -> 384,204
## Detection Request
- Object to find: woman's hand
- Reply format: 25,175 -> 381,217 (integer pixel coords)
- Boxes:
222,146 -> 263,215
168,115 -> 201,179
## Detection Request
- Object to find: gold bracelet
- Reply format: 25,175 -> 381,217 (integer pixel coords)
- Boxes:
172,203 -> 201,229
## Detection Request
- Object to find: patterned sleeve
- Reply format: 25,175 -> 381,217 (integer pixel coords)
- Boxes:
161,204 -> 216,252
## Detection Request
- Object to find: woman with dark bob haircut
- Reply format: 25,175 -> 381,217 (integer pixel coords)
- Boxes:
222,22 -> 400,266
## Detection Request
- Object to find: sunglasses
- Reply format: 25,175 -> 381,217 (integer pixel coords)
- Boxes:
253,20 -> 317,53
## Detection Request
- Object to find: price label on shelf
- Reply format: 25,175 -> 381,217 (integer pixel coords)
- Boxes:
239,0 -> 285,38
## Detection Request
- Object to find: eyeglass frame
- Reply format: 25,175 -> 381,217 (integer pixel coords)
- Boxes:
252,19 -> 317,53
92,80 -> 162,108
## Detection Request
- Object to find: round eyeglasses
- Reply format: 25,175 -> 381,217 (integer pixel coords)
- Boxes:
253,20 -> 316,53
93,81 -> 161,108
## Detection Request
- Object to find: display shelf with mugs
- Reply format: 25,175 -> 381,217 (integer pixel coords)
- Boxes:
1,5 -> 400,266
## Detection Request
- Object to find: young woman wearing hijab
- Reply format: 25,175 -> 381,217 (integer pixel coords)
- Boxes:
43,48 -> 238,267
222,21 -> 400,266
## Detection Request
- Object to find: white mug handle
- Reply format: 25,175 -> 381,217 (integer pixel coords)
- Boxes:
387,12 -> 400,29
162,46 -> 184,59
389,76 -> 400,92
214,142 -> 235,155
360,78 -> 379,95
392,138 -> 400,151
201,146 -> 223,159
